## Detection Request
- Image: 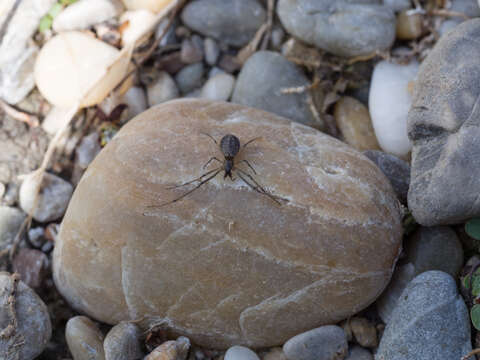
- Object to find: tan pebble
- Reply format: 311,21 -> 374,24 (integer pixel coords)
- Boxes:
396,11 -> 423,40
262,347 -> 287,360
66,316 -> 105,360
350,317 -> 378,348
146,337 -> 191,360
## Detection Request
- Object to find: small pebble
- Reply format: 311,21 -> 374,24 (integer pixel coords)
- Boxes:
28,226 -> 46,248
123,86 -> 148,120
208,67 -> 226,78
204,37 -> 220,66
0,273 -> 52,359
439,0 -> 480,35
200,73 -> 235,101
155,17 -> 178,46
218,54 -> 242,73
19,172 -> 73,223
120,9 -> 157,46
0,206 -> 25,251
270,27 -> 285,49
175,63 -> 205,94
225,346 -> 260,360
12,248 -> 49,289
156,51 -> 184,75
363,150 -> 410,204
396,11 -> 423,40
334,96 -> 380,151
183,89 -> 202,98
263,347 -> 288,360
146,336 -> 190,360
345,346 -> 372,360
181,37 -> 204,64
104,322 -> 144,360
349,317 -> 377,348
147,71 -> 180,106
66,316 -> 105,360
2,183 -> 19,207
283,326 -> 348,360
369,59 -> 419,157
76,132 -> 101,170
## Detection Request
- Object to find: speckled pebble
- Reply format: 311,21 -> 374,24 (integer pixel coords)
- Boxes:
104,322 -> 144,360
146,337 -> 190,360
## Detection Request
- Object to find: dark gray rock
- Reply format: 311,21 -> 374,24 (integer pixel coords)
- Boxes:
175,63 -> 205,94
363,150 -> 410,204
0,272 -> 52,360
276,0 -> 396,57
405,226 -> 464,278
375,271 -> 471,360
232,51 -> 319,127
104,322 -> 144,360
283,325 -> 348,360
408,19 -> 480,226
181,0 -> 266,47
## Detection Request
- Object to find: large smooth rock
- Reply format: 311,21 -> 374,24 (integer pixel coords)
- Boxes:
408,19 -> 480,225
376,271 -> 472,360
276,0 -> 396,57
232,51 -> 319,128
53,99 -> 402,348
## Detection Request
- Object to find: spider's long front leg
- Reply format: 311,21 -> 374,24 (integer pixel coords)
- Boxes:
166,167 -> 220,189
235,168 -> 282,205
202,157 -> 222,169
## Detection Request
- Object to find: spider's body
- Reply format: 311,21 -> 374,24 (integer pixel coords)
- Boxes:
219,134 -> 240,178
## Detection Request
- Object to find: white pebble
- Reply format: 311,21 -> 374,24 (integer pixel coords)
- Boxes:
369,60 -> 419,157
120,9 -> 157,46
147,71 -> 179,106
122,0 -> 173,13
53,0 -> 123,32
200,73 -> 235,101
123,86 -> 148,119
225,346 -> 260,360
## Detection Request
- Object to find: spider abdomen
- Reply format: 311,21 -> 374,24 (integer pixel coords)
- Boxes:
220,134 -> 240,158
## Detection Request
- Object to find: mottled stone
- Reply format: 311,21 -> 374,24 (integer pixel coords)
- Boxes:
407,19 -> 480,225
376,271 -> 472,360
146,337 -> 190,360
104,322 -> 144,360
181,0 -> 266,47
232,51 -> 319,128
12,248 -> 48,289
53,99 -> 402,348
0,272 -> 52,359
66,316 -> 105,360
277,0 -> 396,57
283,326 -> 348,360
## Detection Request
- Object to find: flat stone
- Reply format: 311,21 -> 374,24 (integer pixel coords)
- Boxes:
181,0 -> 266,47
66,316 -> 105,360
104,322 -> 144,360
53,99 -> 403,348
376,271 -> 472,360
232,51 -> 320,128
277,0 -> 396,57
407,19 -> 480,225
283,326 -> 348,360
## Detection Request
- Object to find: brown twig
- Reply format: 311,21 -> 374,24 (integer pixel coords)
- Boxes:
430,9 -> 470,20
462,348 -> 480,360
0,0 -> 21,45
0,99 -> 39,127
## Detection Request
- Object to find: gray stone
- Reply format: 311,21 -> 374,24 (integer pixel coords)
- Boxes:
0,272 -> 52,360
232,51 -> 319,127
349,317 -> 377,348
180,37 -> 204,64
346,346 -> 373,360
283,326 -> 348,360
276,0 -> 396,57
375,271 -> 471,360
147,71 -> 179,106
0,206 -> 25,252
208,67 -> 225,78
200,73 -> 235,101
181,0 -> 266,47
225,346 -> 260,360
405,226 -> 464,278
363,150 -> 410,204
66,316 -> 105,360
19,172 -> 73,223
104,322 -> 144,360
383,0 -> 411,11
76,132 -> 101,170
439,0 -> 480,35
123,86 -> 148,121
407,19 -> 480,226
175,63 -> 205,94
270,27 -> 285,49
155,17 -> 178,46
204,37 -> 220,66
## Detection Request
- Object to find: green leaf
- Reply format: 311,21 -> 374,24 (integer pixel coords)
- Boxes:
59,0 -> 79,5
471,304 -> 480,330
462,270 -> 480,296
38,15 -> 53,32
48,2 -> 63,18
466,218 -> 480,240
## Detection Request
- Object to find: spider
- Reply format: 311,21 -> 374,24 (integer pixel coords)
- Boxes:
152,133 -> 284,207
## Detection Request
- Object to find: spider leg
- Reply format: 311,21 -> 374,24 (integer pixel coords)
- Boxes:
165,167 -> 220,189
152,169 -> 222,208
235,168 -> 283,205
238,159 -> 257,174
202,157 -> 222,169
242,137 -> 262,148
200,132 -> 218,145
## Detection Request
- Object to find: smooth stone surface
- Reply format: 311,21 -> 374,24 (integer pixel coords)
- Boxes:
363,150 -> 410,204
53,0 -> 122,32
12,248 -> 49,289
123,86 -> 148,120
0,272 -> 52,359
19,172 -> 73,223
104,322 -> 144,360
408,19 -> 480,225
225,346 -> 260,360
334,96 -> 380,151
375,271 -> 472,360
404,226 -> 464,278
66,316 -> 105,360
175,63 -> 204,94
0,0 -> 56,104
346,346 -> 373,360
0,206 -> 25,252
283,326 -> 348,360
181,0 -> 266,47
200,73 -> 235,101
396,11 -> 423,40
122,0 -> 179,13
145,337 -> 190,360
277,0 -> 396,57
120,9 -> 157,46
204,38 -> 220,66
232,51 -> 319,128
53,99 -> 402,348
369,60 -> 418,157
147,71 -> 179,106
